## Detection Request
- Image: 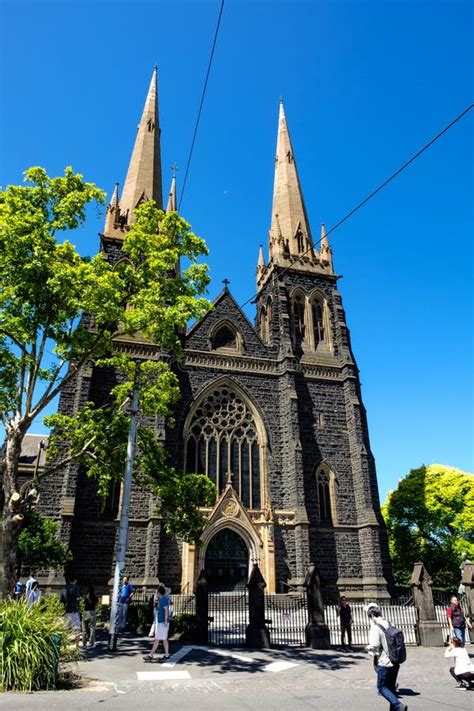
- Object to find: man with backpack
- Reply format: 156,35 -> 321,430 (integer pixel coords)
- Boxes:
366,603 -> 408,711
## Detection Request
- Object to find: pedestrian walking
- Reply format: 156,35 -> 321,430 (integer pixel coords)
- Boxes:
82,585 -> 99,648
366,603 -> 407,711
13,577 -> 25,600
25,571 -> 35,596
117,575 -> 134,631
445,637 -> 474,689
143,584 -> 171,662
446,596 -> 471,647
338,595 -> 353,648
61,576 -> 81,645
26,580 -> 41,605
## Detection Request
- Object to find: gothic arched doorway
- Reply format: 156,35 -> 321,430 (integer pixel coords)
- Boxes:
205,528 -> 249,592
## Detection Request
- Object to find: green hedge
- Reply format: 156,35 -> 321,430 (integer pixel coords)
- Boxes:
0,597 -> 79,692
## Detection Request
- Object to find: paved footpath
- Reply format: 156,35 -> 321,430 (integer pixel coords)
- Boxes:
3,636 -> 473,710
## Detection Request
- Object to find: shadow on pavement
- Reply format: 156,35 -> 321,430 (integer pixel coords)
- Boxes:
180,644 -> 366,675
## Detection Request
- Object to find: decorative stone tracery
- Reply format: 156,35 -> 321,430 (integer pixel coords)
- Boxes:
184,385 -> 263,509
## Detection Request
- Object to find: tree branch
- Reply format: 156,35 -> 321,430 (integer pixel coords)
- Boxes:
26,328 -> 112,427
0,329 -> 30,356
15,351 -> 27,418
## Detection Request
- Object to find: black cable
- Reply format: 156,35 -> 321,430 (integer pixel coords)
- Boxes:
240,103 -> 474,309
178,0 -> 225,210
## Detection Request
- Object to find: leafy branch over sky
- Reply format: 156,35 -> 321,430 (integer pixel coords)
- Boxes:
0,166 -> 215,595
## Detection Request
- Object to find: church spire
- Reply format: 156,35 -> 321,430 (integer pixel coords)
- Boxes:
166,174 -> 177,213
269,101 -> 316,262
120,66 -> 163,223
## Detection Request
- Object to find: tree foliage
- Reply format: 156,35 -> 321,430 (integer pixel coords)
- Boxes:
17,510 -> 72,573
382,464 -> 474,588
0,166 -> 215,594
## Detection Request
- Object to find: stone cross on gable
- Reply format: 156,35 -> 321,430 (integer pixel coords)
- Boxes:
225,471 -> 234,486
222,278 -> 230,289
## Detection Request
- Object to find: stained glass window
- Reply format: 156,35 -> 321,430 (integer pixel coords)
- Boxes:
184,387 -> 262,509
312,298 -> 325,347
292,292 -> 306,344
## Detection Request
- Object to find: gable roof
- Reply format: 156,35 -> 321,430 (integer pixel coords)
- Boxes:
185,288 -> 268,356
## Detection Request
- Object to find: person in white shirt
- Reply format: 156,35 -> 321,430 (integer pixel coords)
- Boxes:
365,604 -> 408,711
445,637 -> 474,689
25,572 -> 35,596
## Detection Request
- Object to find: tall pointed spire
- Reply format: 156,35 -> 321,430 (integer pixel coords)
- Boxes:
120,66 -> 163,223
166,175 -> 177,213
269,101 -> 316,262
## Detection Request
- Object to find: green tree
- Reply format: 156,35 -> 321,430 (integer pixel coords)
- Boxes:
17,510 -> 72,573
0,167 -> 215,596
382,464 -> 474,589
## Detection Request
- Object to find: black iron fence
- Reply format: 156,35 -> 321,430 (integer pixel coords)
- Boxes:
208,591 -> 248,645
123,587 -> 470,649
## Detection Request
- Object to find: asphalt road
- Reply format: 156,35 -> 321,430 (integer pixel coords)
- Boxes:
3,637 -> 473,710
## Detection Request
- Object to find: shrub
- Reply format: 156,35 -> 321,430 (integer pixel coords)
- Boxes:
0,596 -> 79,691
172,612 -> 197,639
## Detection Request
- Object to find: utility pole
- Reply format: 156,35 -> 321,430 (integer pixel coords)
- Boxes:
108,361 -> 140,651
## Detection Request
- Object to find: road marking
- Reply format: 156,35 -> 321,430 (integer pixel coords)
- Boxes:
136,670 -> 192,681
210,648 -> 255,663
264,661 -> 299,673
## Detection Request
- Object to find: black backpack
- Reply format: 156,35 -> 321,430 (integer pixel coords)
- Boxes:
377,622 -> 407,664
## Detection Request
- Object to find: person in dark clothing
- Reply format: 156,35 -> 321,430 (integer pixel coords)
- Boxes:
60,577 -> 81,645
82,586 -> 99,648
338,596 -> 353,648
447,596 -> 472,647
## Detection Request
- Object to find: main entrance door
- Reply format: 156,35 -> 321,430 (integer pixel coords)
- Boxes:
205,528 -> 249,592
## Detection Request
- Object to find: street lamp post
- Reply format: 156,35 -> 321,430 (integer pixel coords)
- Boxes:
108,362 -> 140,651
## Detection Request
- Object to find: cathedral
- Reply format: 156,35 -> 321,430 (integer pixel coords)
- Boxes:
40,69 -> 393,600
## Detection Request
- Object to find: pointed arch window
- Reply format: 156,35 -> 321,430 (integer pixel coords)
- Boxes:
312,297 -> 325,347
308,293 -> 332,352
316,465 -> 336,525
184,387 -> 262,509
260,298 -> 272,345
260,305 -> 267,344
291,292 -> 306,345
210,323 -> 241,352
296,228 -> 305,253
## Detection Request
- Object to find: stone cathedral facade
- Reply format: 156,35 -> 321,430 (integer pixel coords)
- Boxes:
40,69 -> 393,599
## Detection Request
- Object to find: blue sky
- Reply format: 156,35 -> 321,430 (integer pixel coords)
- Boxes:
1,0 -> 473,501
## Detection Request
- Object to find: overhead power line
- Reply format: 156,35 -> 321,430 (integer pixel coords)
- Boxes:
178,0 -> 225,210
239,102 -> 474,310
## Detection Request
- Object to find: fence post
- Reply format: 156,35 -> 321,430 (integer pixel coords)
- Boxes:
194,569 -> 209,645
304,563 -> 330,649
245,563 -> 270,648
411,562 -> 443,646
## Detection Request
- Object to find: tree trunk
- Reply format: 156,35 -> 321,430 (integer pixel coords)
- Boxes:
2,429 -> 23,599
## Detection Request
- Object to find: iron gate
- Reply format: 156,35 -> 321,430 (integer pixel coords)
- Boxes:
266,593 -> 307,646
208,591 -> 248,645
